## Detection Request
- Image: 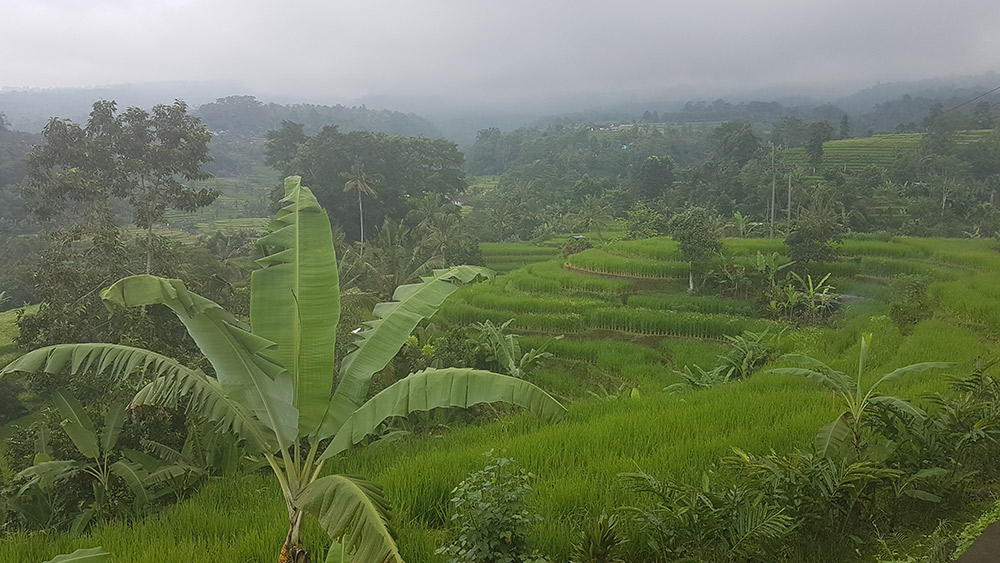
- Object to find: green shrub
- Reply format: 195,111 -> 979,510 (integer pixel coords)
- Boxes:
437,451 -> 548,563
888,275 -> 933,332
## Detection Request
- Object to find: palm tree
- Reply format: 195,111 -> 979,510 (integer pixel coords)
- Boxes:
340,163 -> 379,253
368,219 -> 443,298
571,195 -> 612,241
2,177 -> 565,563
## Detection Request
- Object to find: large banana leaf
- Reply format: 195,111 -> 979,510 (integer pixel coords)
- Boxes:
0,342 -> 195,388
101,403 -> 126,454
252,176 -> 340,436
101,275 -> 298,449
109,460 -> 151,506
0,342 -> 276,452
873,362 -> 954,389
322,266 -> 493,436
815,413 -> 851,458
15,460 -> 81,491
297,474 -> 403,563
132,367 -> 276,452
320,367 -> 566,460
766,366 -> 852,395
42,547 -> 110,563
52,392 -> 99,460
868,395 -> 926,419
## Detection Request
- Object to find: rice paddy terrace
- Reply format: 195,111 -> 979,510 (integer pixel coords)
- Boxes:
783,130 -> 994,172
7,236 -> 1000,562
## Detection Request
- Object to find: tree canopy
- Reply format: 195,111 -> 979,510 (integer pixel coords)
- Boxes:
266,124 -> 466,241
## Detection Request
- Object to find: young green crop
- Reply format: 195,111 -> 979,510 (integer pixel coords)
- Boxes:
567,249 -> 690,279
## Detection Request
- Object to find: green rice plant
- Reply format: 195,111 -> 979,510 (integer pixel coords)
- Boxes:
519,338 -> 666,369
628,293 -> 761,317
5,341 -> 974,563
588,307 -> 781,339
480,243 -> 561,258
481,243 -> 561,273
7,235 -> 1000,562
722,238 -> 788,256
436,301 -> 588,333
457,283 -> 606,314
567,249 -> 690,279
930,272 -> 1000,331
505,268 -> 564,294
658,339 -> 731,370
569,513 -> 626,563
819,261 -> 861,278
858,258 -> 955,280
838,240 -> 928,260
604,238 -> 680,261
526,261 -> 633,294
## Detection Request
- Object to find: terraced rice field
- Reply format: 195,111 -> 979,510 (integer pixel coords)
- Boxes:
8,236 -> 1000,563
480,242 -> 560,273
783,130 -> 994,172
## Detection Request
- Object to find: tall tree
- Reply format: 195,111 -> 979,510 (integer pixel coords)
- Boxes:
805,121 -> 835,164
668,206 -> 722,292
714,122 -> 762,166
340,163 -> 380,251
266,125 -> 466,240
25,100 -> 217,272
634,155 -> 676,202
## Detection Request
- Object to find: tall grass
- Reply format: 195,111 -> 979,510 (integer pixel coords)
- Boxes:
0,475 -> 328,563
589,307 -> 782,339
455,282 -> 608,314
480,242 -> 560,272
931,272 -> 1000,331
605,238 -> 679,260
567,249 -> 690,278
507,261 -> 633,294
628,293 -> 761,316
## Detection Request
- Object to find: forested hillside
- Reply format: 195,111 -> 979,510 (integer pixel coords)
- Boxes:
462,101 -> 1000,243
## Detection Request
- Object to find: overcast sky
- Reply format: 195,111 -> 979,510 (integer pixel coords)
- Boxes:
4,0 -> 1000,109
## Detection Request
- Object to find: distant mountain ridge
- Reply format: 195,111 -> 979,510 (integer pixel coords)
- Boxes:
3,73 -> 1000,144
0,83 -> 442,139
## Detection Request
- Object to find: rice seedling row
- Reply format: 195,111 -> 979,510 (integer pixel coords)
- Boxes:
588,307 -> 783,339
566,249 -> 690,279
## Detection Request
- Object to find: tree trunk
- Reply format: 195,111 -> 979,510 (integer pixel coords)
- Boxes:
688,270 -> 694,293
358,191 -> 365,258
146,223 -> 153,274
786,173 -> 792,236
770,143 -> 776,241
279,510 -> 310,563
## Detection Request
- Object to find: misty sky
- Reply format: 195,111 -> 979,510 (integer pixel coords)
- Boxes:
4,0 -> 1000,108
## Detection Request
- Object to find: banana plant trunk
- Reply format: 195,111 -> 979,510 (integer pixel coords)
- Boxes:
280,509 -> 310,563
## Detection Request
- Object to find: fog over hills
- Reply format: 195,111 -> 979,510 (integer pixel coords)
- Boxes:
2,72 -> 1000,146
5,0 -> 1000,139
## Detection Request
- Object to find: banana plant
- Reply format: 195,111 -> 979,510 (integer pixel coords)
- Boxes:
470,319 -> 562,379
12,392 -> 173,533
767,335 -> 952,458
2,177 -> 566,563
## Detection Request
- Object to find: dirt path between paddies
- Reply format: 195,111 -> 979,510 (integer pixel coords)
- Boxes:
956,520 -> 1000,562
